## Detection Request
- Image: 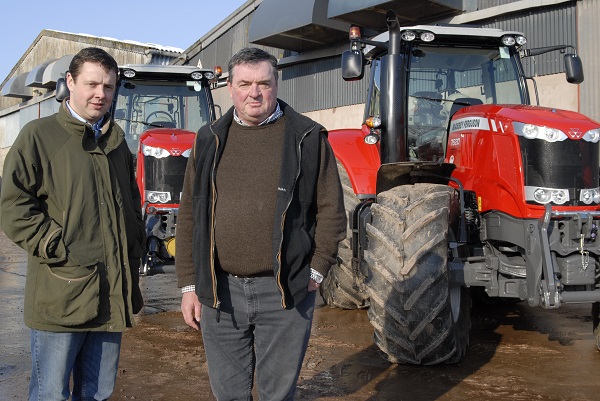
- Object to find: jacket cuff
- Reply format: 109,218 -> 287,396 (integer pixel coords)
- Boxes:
177,275 -> 196,288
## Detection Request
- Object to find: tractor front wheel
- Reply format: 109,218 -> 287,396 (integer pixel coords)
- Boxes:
364,183 -> 471,365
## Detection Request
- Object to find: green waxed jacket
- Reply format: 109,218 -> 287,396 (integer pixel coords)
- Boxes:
0,101 -> 145,332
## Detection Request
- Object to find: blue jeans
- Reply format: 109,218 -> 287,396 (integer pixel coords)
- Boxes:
200,272 -> 316,401
29,329 -> 122,401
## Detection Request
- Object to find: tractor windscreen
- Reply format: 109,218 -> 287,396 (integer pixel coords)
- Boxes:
114,80 -> 212,154
404,44 -> 525,161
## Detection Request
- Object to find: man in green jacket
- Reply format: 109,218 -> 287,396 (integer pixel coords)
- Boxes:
0,47 -> 145,400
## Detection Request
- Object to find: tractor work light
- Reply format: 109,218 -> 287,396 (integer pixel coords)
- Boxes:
142,144 -> 170,158
525,186 -> 569,205
583,128 -> 600,143
349,26 -> 361,41
204,71 -> 215,80
145,191 -> 172,204
501,35 -> 527,46
501,36 -> 516,46
190,71 -> 203,80
364,116 -> 381,144
122,69 -> 136,78
513,122 -> 568,142
401,30 -> 417,41
580,188 -> 600,204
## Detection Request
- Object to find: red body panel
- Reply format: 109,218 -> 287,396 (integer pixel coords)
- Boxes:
136,128 -> 196,209
445,104 -> 600,218
332,104 -> 600,219
328,125 -> 380,195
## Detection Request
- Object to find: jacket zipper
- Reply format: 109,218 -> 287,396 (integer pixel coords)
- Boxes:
276,124 -> 314,308
209,127 -> 221,320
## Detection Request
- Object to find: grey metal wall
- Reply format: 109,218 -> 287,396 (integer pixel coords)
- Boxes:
577,0 -> 600,123
278,57 -> 370,113
477,0 -> 521,8
191,16 -> 280,73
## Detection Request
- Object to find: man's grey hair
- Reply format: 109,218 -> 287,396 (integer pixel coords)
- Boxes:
228,47 -> 278,83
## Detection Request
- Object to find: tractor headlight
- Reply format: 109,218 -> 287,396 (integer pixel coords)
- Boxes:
420,32 -> 435,42
580,188 -> 600,204
142,144 -> 170,158
582,128 -> 600,143
513,122 -> 568,142
515,35 -> 527,45
501,35 -> 516,46
145,191 -> 172,203
401,30 -> 416,41
525,186 -> 569,205
182,148 -> 192,158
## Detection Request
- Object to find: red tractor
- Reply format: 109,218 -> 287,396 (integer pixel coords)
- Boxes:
112,64 -> 218,275
321,10 -> 600,365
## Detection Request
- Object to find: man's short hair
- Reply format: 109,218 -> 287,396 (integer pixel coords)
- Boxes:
68,47 -> 119,81
228,47 -> 278,83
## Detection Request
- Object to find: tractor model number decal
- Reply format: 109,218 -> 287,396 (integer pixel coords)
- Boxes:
450,116 -> 490,133
450,137 -> 461,147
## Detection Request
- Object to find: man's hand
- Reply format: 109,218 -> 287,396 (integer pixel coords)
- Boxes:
181,291 -> 202,330
308,279 -> 320,292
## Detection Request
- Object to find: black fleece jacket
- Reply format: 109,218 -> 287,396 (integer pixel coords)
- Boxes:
175,100 -> 346,309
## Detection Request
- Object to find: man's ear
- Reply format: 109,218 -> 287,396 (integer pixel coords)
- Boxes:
227,79 -> 233,98
66,72 -> 74,91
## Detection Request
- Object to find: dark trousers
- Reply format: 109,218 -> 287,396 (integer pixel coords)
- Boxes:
200,272 -> 316,400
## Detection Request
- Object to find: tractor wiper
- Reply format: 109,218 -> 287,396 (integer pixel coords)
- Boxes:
115,117 -> 165,128
412,96 -> 473,106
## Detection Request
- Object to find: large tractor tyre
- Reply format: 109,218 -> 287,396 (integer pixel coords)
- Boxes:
364,184 -> 471,365
320,163 -> 370,309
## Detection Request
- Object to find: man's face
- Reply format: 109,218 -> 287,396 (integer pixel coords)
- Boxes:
66,62 -> 116,124
228,60 -> 278,126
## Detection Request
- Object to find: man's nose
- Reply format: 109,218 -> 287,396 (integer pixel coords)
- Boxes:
249,84 -> 261,97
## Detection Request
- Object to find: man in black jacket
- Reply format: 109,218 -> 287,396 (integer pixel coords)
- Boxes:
176,47 -> 346,400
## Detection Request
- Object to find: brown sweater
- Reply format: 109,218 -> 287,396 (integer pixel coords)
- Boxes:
213,119 -> 284,275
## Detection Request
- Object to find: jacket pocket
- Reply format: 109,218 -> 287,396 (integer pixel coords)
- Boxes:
35,260 -> 100,326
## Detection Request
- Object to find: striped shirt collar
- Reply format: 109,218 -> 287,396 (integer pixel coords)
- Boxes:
233,101 -> 283,126
66,100 -> 104,141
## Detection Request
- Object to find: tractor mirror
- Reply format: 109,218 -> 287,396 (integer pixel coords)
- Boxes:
341,50 -> 364,81
55,77 -> 70,102
564,54 -> 584,84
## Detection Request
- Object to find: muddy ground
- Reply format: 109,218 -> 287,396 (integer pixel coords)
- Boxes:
2,229 -> 600,400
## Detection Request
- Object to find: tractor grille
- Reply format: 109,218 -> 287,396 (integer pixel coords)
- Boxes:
143,154 -> 187,204
519,137 -> 599,206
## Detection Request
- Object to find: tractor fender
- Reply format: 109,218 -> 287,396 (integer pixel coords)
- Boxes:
328,127 -> 381,196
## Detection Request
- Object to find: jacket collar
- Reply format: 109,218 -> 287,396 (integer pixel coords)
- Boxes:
57,100 -> 124,151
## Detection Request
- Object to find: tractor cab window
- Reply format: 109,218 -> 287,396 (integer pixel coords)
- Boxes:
367,59 -> 382,122
406,44 -> 525,161
114,80 -> 211,154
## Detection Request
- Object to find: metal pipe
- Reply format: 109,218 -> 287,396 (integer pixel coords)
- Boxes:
561,291 -> 600,303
